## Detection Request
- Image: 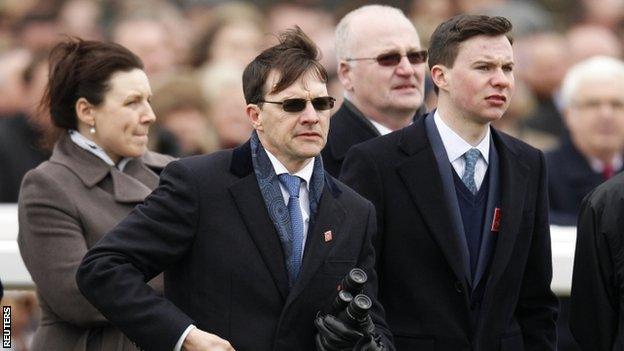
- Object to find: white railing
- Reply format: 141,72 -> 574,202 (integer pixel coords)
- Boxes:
0,204 -> 578,295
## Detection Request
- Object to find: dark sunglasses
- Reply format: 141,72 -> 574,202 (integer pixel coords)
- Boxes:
346,50 -> 428,67
260,96 -> 336,112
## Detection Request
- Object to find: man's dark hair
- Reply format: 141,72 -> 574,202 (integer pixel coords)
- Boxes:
428,14 -> 513,70
242,26 -> 327,105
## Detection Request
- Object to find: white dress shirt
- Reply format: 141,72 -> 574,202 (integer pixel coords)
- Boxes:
265,149 -> 314,249
175,150 -> 315,351
369,119 -> 393,136
588,155 -> 623,174
433,111 -> 490,190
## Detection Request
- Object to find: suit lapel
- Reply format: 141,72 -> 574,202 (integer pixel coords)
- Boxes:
473,136 -> 500,286
285,187 -> 345,306
487,133 -> 529,281
229,144 -> 290,300
396,118 -> 471,284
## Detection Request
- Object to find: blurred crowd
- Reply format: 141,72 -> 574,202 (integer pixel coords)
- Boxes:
1,0 -> 624,201
2,0 -> 624,349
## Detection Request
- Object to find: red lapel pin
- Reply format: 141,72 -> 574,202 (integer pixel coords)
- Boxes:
491,208 -> 501,232
324,230 -> 333,242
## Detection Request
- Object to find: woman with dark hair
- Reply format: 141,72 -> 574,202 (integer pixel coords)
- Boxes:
17,38 -> 173,351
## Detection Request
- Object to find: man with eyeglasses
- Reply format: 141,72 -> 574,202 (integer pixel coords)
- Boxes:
321,4 -> 427,177
341,14 -> 558,350
76,27 -> 392,351
545,56 -> 624,226
569,59 -> 624,350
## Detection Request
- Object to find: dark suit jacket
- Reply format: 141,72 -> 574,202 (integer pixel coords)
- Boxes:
322,101 -> 426,177
76,141 -> 391,351
545,139 -> 620,226
340,113 -> 558,351
570,172 -> 624,350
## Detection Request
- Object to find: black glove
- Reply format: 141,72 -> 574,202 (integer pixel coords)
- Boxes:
354,334 -> 385,351
315,314 -> 385,351
315,313 -> 362,351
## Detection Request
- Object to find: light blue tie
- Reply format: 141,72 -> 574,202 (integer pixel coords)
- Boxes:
278,174 -> 304,284
462,148 -> 480,194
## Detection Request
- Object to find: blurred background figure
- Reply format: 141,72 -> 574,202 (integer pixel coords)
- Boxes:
151,73 -> 219,156
0,52 -> 51,202
517,31 -> 571,141
566,24 -> 622,64
189,2 -> 265,69
547,56 -> 624,226
200,62 -> 253,149
111,16 -> 178,80
17,38 -> 172,351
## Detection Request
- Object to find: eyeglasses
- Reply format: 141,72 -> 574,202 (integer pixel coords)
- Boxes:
259,96 -> 336,112
574,99 -> 624,112
345,50 -> 428,67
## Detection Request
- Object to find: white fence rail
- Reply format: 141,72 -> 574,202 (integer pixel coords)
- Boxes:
0,204 -> 578,295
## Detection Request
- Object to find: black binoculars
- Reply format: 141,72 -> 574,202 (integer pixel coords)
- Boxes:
324,268 -> 374,333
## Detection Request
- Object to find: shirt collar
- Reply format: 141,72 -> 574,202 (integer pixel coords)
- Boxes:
264,148 -> 314,190
343,98 -> 393,136
368,118 -> 393,136
433,110 -> 490,164
68,130 -> 131,171
588,154 -> 623,173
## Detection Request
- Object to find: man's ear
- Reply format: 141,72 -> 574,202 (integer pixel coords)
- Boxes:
75,97 -> 95,126
430,64 -> 450,93
246,104 -> 263,131
337,61 -> 354,92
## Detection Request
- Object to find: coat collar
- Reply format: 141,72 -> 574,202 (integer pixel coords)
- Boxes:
230,139 -> 342,198
50,133 -> 171,202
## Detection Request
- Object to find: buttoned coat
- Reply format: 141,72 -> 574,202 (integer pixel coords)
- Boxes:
76,140 -> 392,351
18,134 -> 172,351
340,114 -> 558,350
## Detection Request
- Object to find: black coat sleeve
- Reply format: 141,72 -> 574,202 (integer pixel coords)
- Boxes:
570,191 -> 622,350
76,160 -> 199,351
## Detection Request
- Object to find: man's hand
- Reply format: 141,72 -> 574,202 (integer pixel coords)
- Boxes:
182,328 -> 235,351
315,314 -> 385,351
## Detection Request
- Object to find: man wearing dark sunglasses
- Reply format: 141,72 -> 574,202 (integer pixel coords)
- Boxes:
341,14 -> 558,350
321,4 -> 427,177
77,27 -> 392,351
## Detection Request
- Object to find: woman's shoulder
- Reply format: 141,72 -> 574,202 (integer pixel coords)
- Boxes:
140,151 -> 176,170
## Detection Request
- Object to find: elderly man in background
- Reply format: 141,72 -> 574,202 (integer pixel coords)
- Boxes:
546,56 -> 624,226
321,4 -> 427,176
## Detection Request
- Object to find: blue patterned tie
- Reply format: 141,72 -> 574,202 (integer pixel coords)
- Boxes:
278,174 -> 304,283
462,148 -> 480,194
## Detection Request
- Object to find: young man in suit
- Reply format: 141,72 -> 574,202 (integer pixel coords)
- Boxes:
321,5 -> 427,177
76,27 -> 391,351
341,15 -> 558,350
